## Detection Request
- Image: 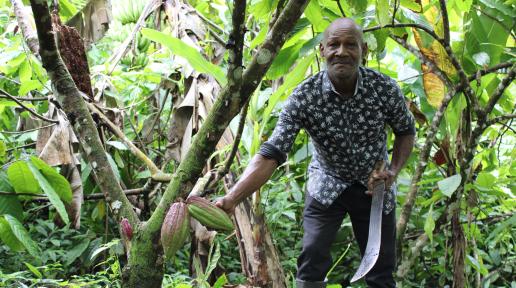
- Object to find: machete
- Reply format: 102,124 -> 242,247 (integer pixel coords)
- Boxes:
351,161 -> 386,283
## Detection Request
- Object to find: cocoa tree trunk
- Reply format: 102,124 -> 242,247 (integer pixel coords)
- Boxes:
122,230 -> 164,288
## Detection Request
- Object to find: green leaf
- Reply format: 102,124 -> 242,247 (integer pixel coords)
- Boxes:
4,214 -> 40,257
348,0 -> 368,15
376,0 -> 390,26
305,0 -> 330,32
424,204 -> 435,242
0,195 -> 23,221
400,0 -> 422,11
260,53 -> 315,136
27,162 -> 69,224
475,172 -> 496,189
65,239 -> 91,265
141,28 -> 227,86
7,161 -> 40,194
466,255 -> 489,276
212,274 -> 228,288
0,140 -> 6,159
18,60 -> 32,82
372,29 -> 389,52
250,25 -> 268,50
24,262 -> 42,278
106,152 -> 121,180
107,140 -> 129,150
437,174 -> 462,197
30,157 -> 72,203
58,0 -> 78,19
18,80 -> 42,96
478,0 -> 515,17
266,43 -> 302,80
0,217 -> 24,252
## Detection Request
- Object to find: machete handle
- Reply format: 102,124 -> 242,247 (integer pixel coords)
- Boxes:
371,160 -> 386,177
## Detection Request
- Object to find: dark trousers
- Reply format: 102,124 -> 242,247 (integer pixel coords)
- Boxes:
297,183 -> 396,288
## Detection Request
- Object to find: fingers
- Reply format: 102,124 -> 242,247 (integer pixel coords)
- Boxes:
215,197 -> 235,214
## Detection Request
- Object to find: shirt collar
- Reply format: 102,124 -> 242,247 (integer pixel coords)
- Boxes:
322,67 -> 363,98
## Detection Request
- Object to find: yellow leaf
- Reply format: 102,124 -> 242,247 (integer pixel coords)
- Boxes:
423,65 -> 446,108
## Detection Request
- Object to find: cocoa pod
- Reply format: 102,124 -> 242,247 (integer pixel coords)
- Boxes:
161,202 -> 190,259
186,196 -> 234,231
120,218 -> 132,240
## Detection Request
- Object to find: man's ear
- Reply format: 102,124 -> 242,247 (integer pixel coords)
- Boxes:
319,43 -> 325,58
362,42 -> 369,66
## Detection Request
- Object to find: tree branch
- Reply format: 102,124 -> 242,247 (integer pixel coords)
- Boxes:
10,0 -> 40,56
0,88 -> 58,123
364,23 -> 442,44
336,0 -> 345,17
439,0 -> 450,46
396,86 -> 458,244
219,99 -> 249,178
486,114 -> 516,127
0,95 -> 47,101
467,61 -> 514,83
29,0 -> 138,224
0,123 -> 55,134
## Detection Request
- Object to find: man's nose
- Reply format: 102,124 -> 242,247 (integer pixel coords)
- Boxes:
335,44 -> 348,56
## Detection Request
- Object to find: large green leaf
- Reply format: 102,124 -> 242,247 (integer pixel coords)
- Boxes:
65,238 -> 91,265
27,162 -> 69,224
0,195 -> 23,221
0,217 -> 24,252
0,173 -> 23,220
255,54 -> 315,154
141,28 -> 227,86
3,214 -> 39,258
30,157 -> 72,203
305,0 -> 330,32
376,0 -> 390,26
266,42 -> 303,80
7,161 -> 40,194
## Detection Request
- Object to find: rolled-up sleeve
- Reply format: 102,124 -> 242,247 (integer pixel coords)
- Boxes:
258,90 -> 305,165
385,80 -> 416,136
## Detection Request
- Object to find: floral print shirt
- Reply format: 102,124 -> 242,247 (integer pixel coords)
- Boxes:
258,67 -> 416,214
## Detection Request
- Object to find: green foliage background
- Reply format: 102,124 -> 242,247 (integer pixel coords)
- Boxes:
0,0 -> 514,287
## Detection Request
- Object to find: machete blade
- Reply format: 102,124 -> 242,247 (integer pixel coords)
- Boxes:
350,180 -> 385,283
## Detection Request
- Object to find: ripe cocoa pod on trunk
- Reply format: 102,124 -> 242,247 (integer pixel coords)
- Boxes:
120,218 -> 133,240
186,196 -> 234,231
161,202 -> 190,259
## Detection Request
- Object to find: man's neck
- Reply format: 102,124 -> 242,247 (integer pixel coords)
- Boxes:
329,70 -> 358,97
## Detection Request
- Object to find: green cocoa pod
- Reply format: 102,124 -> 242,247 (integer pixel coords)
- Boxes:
161,202 -> 190,259
186,196 -> 234,231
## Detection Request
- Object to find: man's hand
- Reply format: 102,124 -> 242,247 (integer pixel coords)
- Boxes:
366,169 -> 396,196
215,196 -> 237,214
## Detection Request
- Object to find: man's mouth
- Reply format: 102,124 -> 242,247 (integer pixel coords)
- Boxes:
332,60 -> 353,66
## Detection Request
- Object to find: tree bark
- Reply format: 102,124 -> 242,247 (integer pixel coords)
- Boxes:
234,198 -> 287,287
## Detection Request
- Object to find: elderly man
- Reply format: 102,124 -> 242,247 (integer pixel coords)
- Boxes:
216,18 -> 415,287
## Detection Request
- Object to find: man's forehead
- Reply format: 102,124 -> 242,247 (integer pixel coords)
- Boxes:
324,18 -> 363,41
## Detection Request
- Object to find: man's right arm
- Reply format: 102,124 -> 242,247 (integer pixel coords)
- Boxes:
215,154 -> 278,213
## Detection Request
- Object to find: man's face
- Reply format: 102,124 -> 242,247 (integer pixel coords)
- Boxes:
320,23 -> 366,79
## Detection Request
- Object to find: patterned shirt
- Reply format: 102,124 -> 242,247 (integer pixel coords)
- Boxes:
258,67 -> 416,214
